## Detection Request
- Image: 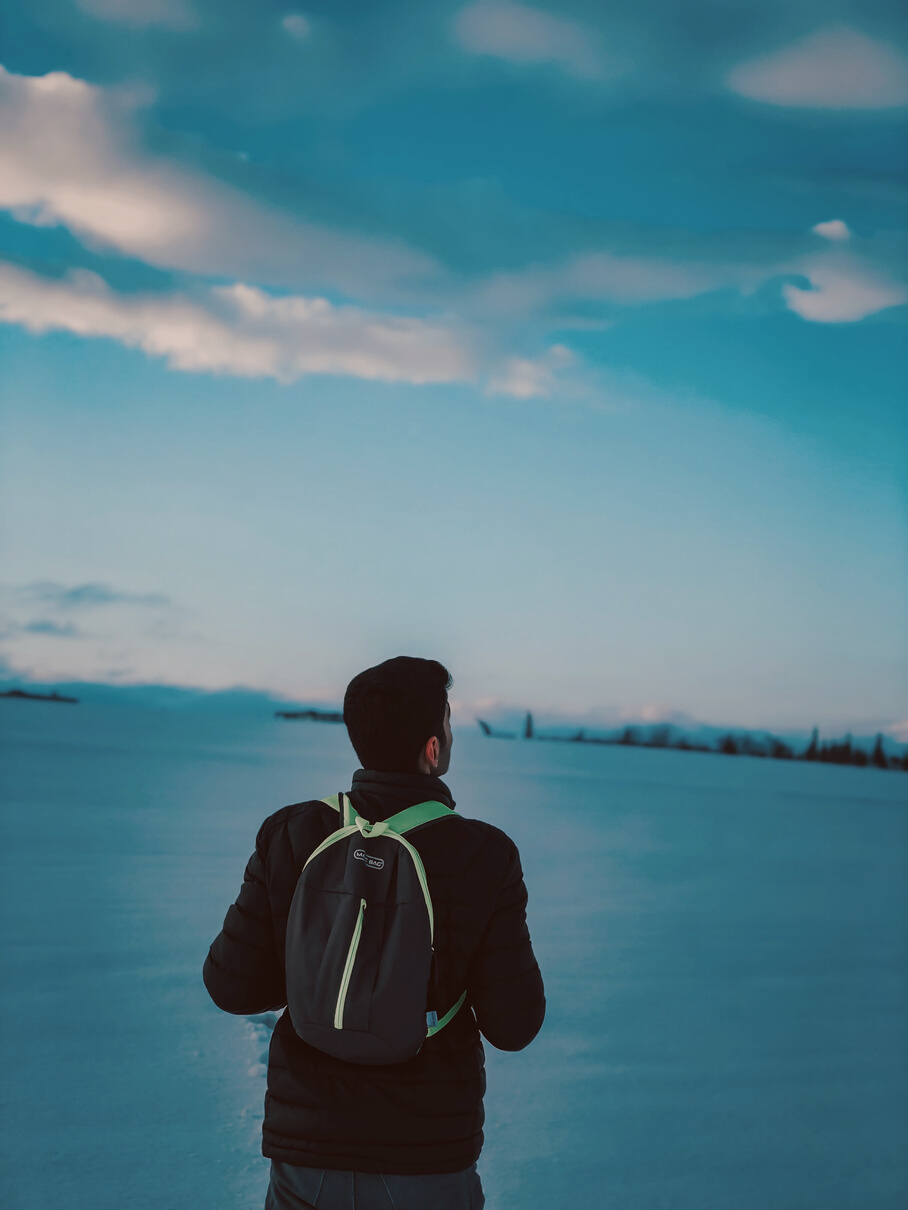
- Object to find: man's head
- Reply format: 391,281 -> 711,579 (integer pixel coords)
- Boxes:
343,656 -> 453,776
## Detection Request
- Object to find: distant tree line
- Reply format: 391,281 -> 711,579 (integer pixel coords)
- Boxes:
478,715 -> 907,771
610,724 -> 904,770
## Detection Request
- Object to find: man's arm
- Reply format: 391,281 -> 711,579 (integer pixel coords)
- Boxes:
468,841 -> 545,1051
203,821 -> 286,1015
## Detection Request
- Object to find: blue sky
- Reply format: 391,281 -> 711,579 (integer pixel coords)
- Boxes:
0,0 -> 905,736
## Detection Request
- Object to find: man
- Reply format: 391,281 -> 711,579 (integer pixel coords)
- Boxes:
204,656 -> 545,1210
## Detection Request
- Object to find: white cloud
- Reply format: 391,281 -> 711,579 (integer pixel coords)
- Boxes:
783,254 -> 908,323
487,344 -> 574,398
0,263 -> 475,384
281,13 -> 311,41
472,231 -> 907,325
74,0 -> 198,30
453,1 -> 608,79
0,66 -> 434,298
812,219 -> 851,242
726,26 -> 908,110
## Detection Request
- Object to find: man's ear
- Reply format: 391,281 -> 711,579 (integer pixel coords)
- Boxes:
419,734 -> 440,773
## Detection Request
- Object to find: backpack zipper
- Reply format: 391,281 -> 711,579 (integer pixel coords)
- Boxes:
333,899 -> 366,1029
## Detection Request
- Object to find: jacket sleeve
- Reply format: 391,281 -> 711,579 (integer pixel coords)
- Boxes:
468,841 -> 545,1051
203,820 -> 286,1015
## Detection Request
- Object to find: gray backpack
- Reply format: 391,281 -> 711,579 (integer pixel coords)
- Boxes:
285,792 -> 466,1065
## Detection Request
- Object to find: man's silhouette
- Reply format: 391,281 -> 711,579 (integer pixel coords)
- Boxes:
204,656 -> 545,1210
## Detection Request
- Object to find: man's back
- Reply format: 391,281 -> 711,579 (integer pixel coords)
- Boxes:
203,768 -> 546,1175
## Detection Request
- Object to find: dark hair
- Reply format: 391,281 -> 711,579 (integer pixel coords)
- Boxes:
343,656 -> 452,774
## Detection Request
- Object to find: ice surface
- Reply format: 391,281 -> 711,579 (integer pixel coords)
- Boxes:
1,701 -> 906,1209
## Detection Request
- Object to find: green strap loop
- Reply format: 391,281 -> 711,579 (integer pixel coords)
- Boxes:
355,817 -> 389,837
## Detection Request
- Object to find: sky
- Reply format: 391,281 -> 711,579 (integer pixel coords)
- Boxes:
0,0 -> 906,736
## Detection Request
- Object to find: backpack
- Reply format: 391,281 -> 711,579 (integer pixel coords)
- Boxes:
285,791 -> 466,1065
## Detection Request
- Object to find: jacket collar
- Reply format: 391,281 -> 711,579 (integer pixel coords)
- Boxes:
349,768 -> 455,821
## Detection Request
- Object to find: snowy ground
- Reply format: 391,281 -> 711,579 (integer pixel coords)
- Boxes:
1,700 -> 906,1209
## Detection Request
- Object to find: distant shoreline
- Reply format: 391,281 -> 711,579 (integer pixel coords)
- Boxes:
478,715 -> 907,773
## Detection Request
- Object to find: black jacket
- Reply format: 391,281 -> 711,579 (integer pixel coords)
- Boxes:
203,769 -> 546,1174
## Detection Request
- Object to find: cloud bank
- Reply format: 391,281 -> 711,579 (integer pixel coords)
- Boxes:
726,26 -> 908,110
0,580 -> 178,646
0,59 -> 905,404
0,262 -> 474,385
0,581 -> 189,681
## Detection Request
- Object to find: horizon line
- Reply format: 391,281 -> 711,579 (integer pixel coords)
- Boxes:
1,672 -> 905,746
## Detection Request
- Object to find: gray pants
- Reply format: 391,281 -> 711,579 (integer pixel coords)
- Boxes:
264,1162 -> 484,1210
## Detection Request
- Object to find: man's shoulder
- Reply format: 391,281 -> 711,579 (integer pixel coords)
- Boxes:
255,798 -> 336,852
423,812 -> 521,882
449,813 -> 516,850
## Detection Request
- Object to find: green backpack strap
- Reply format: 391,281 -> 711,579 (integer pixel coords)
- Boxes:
385,799 -> 457,834
386,800 -> 464,1038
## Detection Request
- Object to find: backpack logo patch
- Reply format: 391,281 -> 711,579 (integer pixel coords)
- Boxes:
354,848 -> 384,870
